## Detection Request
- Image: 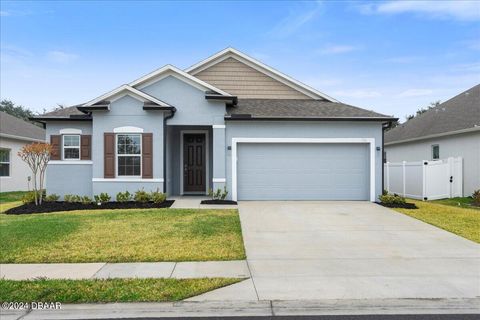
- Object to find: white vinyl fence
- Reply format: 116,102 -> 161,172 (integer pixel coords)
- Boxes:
384,157 -> 463,200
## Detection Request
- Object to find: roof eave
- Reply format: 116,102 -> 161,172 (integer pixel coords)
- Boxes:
225,116 -> 398,122
385,126 -> 480,146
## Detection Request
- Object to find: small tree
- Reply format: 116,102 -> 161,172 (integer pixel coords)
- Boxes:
18,143 -> 52,205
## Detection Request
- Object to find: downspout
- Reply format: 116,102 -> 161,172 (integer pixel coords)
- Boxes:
382,121 -> 393,194
163,108 -> 176,194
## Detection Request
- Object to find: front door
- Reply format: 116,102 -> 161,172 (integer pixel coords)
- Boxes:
183,133 -> 206,193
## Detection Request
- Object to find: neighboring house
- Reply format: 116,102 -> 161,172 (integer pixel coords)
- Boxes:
385,84 -> 480,196
33,48 -> 395,201
0,111 -> 46,192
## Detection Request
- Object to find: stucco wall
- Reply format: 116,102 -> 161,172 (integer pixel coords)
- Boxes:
0,137 -> 37,192
46,164 -> 92,198
91,95 -> 165,195
225,121 -> 384,201
385,131 -> 480,195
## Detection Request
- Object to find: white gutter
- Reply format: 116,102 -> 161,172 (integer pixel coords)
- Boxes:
0,133 -> 46,143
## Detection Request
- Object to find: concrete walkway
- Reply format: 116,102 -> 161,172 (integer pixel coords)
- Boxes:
169,196 -> 238,209
2,298 -> 479,320
0,261 -> 249,280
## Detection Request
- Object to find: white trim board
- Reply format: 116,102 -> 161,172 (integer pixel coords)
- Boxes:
129,64 -> 232,97
185,47 -> 339,102
92,178 -> 164,182
179,130 -> 210,195
230,137 -> 376,202
49,160 -> 93,165
84,84 -> 171,107
113,126 -> 144,133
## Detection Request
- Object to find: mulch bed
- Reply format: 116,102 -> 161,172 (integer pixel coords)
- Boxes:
200,200 -> 238,205
4,200 -> 175,215
377,202 -> 418,209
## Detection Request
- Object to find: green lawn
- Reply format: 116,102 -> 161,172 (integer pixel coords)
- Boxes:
0,191 -> 28,203
392,199 -> 480,243
0,208 -> 246,263
433,197 -> 480,210
0,278 -> 242,303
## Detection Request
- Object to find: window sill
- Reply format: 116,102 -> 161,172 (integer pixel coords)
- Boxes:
49,160 -> 93,165
92,178 -> 164,182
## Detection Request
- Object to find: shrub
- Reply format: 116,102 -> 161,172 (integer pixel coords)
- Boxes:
44,194 -> 60,202
64,194 -> 81,203
134,189 -> 151,203
94,193 -> 111,204
151,189 -> 167,204
473,190 -> 480,206
116,191 -> 132,202
208,186 -> 228,201
379,193 -> 406,206
81,196 -> 92,204
22,191 -> 39,204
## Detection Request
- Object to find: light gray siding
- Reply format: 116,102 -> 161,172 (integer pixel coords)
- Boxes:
226,121 -> 383,201
385,131 -> 480,196
46,164 -> 92,198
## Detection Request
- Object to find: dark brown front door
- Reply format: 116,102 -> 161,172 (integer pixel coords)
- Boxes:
183,133 -> 206,192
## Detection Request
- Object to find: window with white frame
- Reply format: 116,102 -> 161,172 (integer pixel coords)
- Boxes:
432,144 -> 440,160
63,135 -> 80,160
0,148 -> 10,176
117,134 -> 141,176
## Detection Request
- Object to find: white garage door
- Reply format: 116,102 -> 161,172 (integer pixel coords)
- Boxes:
237,143 -> 370,200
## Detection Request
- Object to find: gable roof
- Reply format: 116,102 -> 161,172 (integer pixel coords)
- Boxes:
226,99 -> 395,121
84,84 -> 172,107
185,47 -> 339,102
0,111 -> 45,141
385,84 -> 480,145
128,64 -> 233,97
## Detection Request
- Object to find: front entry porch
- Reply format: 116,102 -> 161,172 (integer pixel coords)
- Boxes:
165,125 -> 214,196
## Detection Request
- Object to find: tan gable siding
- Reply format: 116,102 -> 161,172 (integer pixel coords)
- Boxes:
195,57 -> 312,99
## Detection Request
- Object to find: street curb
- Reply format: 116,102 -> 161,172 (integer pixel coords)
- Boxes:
3,298 -> 479,319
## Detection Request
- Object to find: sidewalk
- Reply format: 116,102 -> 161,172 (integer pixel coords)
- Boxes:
0,261 -> 249,280
2,298 -> 479,320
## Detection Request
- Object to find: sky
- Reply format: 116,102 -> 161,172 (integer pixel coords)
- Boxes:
1,0 -> 479,121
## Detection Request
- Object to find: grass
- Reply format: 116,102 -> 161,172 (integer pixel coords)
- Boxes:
0,278 -> 242,303
392,199 -> 480,243
433,197 -> 480,210
0,191 -> 28,203
0,208 -> 246,263
0,201 -> 22,213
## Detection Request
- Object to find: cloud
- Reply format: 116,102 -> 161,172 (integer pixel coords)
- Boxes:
359,1 -> 480,21
47,51 -> 79,63
333,89 -> 381,98
269,2 -> 323,37
318,44 -> 358,55
397,89 -> 433,98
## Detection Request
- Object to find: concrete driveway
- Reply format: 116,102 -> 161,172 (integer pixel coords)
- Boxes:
197,201 -> 479,301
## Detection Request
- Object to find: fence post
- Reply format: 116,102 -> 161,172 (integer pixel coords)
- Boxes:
402,161 -> 406,197
422,160 -> 427,201
447,157 -> 453,198
386,162 -> 390,193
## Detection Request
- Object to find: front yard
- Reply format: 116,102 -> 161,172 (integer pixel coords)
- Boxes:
392,199 -> 480,243
0,208 -> 246,263
0,278 -> 241,303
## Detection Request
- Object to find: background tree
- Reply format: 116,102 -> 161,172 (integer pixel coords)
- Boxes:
0,99 -> 36,123
18,143 -> 52,205
405,100 -> 441,122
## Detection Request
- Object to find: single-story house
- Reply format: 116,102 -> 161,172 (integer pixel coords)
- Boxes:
33,48 -> 396,201
385,84 -> 480,196
0,111 -> 46,192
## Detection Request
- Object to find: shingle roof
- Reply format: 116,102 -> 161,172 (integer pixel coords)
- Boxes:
226,99 -> 394,120
0,111 -> 45,141
385,84 -> 480,144
42,105 -> 85,117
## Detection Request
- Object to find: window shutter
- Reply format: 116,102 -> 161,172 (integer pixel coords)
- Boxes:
50,135 -> 61,160
104,133 -> 115,178
80,135 -> 92,160
142,133 -> 153,179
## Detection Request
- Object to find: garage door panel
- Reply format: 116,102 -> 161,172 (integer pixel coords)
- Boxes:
237,143 -> 369,200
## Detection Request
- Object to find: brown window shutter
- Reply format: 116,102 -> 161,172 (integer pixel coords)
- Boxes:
80,135 -> 92,160
142,133 -> 153,178
104,133 -> 115,178
50,135 -> 61,160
